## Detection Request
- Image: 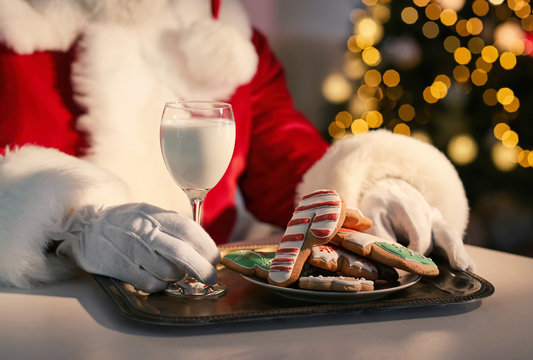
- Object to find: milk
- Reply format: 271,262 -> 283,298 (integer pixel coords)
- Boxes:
161,119 -> 236,190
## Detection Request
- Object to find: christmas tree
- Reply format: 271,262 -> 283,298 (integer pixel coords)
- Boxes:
321,0 -> 533,255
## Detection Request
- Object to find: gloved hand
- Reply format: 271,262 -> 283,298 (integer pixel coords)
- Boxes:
49,203 -> 220,292
359,179 -> 475,272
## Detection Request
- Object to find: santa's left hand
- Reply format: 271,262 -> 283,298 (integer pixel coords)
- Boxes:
359,178 -> 475,272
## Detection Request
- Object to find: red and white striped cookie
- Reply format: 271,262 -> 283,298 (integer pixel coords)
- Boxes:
267,189 -> 346,287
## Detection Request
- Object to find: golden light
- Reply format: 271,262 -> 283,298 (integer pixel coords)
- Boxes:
373,5 -> 391,23
362,47 -> 381,66
335,111 -> 353,128
435,74 -> 451,88
502,130 -> 519,147
528,151 -> 533,167
491,143 -> 517,171
466,17 -> 483,35
504,96 -> 520,112
483,88 -> 498,105
362,0 -> 378,6
344,57 -> 365,80
358,18 -> 378,37
494,122 -> 510,140
494,21 -> 525,53
456,19 -> 470,37
411,130 -> 433,144
447,134 -> 478,165
440,9 -> 458,26
328,121 -> 346,139
364,69 -> 382,87
356,34 -> 375,49
413,0 -> 431,6
350,9 -> 367,24
515,4 -> 531,19
500,52 -> 517,70
365,110 -> 384,128
476,57 -> 492,72
444,36 -> 461,53
401,7 -> 419,24
351,119 -> 369,134
496,87 -> 515,105
472,0 -> 490,16
393,123 -> 411,136
438,0 -> 466,11
383,69 -> 400,87
488,0 -> 505,5
322,73 -> 353,103
453,65 -> 470,82
423,86 -> 439,103
481,45 -> 499,63
471,69 -> 488,86
430,81 -> 448,98
507,0 -> 528,11
347,36 -> 362,53
518,150 -> 531,168
398,104 -> 416,121
423,21 -> 440,38
425,3 -> 442,20
468,37 -> 485,54
386,86 -> 404,100
454,47 -> 472,64
522,15 -> 533,31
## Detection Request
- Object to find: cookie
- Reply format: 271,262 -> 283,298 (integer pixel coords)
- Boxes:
299,275 -> 374,292
220,250 -> 275,279
332,230 -> 439,276
267,189 -> 347,287
343,208 -> 373,231
307,244 -> 398,281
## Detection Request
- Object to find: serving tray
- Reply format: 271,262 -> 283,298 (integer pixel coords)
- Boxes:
93,243 -> 494,326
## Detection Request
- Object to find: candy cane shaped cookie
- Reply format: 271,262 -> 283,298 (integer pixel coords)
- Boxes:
267,190 -> 346,287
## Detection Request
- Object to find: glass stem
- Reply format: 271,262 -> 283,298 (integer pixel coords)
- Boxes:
191,197 -> 203,225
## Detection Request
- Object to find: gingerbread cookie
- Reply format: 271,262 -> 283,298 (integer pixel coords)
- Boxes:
332,230 -> 439,276
343,208 -> 373,231
267,189 -> 347,287
307,244 -> 398,281
299,275 -> 374,292
221,250 -> 275,279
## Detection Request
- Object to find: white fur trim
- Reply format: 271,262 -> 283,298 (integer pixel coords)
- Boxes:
0,146 -> 131,288
297,130 -> 469,236
70,0 -> 257,216
0,0 -> 88,53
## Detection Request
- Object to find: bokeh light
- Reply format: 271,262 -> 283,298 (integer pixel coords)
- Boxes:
448,134 -> 478,165
322,73 -> 353,103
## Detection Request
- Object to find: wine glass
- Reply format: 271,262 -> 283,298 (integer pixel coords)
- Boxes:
160,101 -> 236,298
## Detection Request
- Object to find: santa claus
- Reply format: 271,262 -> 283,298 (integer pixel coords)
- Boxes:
0,0 -> 474,292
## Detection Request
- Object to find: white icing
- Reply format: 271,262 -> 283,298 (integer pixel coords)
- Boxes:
310,246 -> 339,263
341,250 -> 377,273
299,275 -> 374,286
344,231 -> 395,248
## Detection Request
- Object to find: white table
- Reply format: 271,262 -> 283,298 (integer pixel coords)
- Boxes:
1,245 -> 532,359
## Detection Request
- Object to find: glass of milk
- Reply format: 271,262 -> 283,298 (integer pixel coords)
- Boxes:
160,101 -> 235,298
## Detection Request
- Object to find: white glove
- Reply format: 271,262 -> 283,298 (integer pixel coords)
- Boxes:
359,179 -> 475,272
50,203 -> 220,292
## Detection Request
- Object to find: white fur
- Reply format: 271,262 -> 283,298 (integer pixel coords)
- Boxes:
0,146 -> 131,288
0,0 -> 88,53
297,130 -> 469,236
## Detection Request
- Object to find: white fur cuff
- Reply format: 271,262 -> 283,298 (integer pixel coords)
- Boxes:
0,146 -> 131,288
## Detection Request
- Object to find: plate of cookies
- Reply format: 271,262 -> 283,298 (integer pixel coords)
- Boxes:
221,189 -> 439,304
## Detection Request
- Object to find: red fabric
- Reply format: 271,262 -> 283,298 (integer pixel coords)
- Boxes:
0,31 -> 329,244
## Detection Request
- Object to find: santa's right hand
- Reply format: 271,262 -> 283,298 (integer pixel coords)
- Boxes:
50,203 -> 220,293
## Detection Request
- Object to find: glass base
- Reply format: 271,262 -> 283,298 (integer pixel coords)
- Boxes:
164,277 -> 227,299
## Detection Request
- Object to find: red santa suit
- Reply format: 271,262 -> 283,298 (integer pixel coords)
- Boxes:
0,0 -> 469,288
